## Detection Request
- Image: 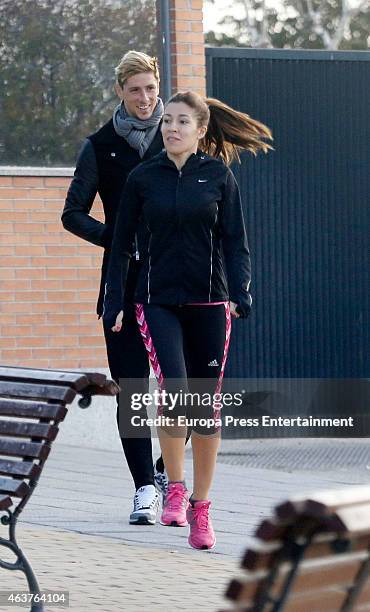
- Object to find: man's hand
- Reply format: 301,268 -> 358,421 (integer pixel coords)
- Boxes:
112,310 -> 124,332
229,301 -> 240,318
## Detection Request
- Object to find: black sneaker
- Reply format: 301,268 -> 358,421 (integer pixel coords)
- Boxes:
154,463 -> 168,501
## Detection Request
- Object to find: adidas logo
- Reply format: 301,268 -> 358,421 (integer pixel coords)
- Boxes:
208,359 -> 219,367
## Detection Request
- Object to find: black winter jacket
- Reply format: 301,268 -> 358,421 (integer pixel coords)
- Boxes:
61,118 -> 163,315
103,150 -> 252,329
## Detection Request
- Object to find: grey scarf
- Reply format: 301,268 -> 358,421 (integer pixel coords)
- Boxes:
112,97 -> 164,158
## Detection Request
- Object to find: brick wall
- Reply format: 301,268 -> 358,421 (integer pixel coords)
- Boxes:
0,173 -> 107,369
169,0 -> 206,95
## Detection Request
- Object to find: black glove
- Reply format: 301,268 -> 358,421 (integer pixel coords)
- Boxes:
235,292 -> 252,318
236,303 -> 251,319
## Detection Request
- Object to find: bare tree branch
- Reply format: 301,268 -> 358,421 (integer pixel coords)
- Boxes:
303,0 -> 369,48
306,0 -> 333,47
239,0 -> 272,46
331,0 -> 369,48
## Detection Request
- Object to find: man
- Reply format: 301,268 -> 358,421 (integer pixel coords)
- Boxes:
61,51 -> 167,525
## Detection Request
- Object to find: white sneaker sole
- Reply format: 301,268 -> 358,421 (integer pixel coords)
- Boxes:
130,513 -> 157,525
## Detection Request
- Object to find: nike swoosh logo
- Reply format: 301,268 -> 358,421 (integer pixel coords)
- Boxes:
198,179 -> 208,182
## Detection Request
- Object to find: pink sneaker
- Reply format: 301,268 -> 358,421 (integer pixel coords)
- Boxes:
187,500 -> 216,550
160,482 -> 189,527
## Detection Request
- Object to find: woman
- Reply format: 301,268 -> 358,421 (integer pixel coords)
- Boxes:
103,91 -> 272,549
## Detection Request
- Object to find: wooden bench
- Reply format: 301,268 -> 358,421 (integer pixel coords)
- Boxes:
0,366 -> 119,612
222,485 -> 370,611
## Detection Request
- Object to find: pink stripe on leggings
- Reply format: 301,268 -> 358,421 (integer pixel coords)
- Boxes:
213,302 -> 231,427
135,304 -> 165,415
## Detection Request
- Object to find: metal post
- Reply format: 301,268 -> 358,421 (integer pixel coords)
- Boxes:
158,0 -> 172,100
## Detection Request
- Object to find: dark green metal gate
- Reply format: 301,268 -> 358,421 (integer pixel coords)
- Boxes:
206,48 -> 369,379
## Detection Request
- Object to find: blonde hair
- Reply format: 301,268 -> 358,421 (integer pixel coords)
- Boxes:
166,91 -> 273,165
115,50 -> 160,88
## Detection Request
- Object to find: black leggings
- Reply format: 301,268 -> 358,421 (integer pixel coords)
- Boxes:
103,303 -> 155,490
135,303 -> 231,435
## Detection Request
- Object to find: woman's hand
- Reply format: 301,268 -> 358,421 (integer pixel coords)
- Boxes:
111,310 -> 124,332
229,301 -> 240,318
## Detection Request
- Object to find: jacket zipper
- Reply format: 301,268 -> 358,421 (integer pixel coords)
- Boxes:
209,210 -> 217,301
209,229 -> 213,301
102,282 -> 108,316
147,234 -> 152,303
176,169 -> 182,304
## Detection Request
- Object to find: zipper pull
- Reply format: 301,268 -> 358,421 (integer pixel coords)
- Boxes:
179,170 -> 182,178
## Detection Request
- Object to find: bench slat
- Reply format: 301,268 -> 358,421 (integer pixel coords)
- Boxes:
255,515 -> 348,542
282,581 -> 370,612
243,533 -> 370,571
255,518 -> 293,542
242,542 -> 279,571
289,554 -> 364,593
276,485 -> 370,520
0,367 -> 110,390
83,381 -> 120,397
0,420 -> 59,440
0,494 -> 12,511
62,370 -> 108,386
257,509 -> 370,544
0,367 -> 90,391
0,399 -> 67,420
276,578 -> 370,611
279,587 -> 348,611
0,459 -> 41,479
0,477 -> 30,498
226,578 -> 349,608
226,578 -> 254,603
334,504 -> 370,535
0,439 -> 50,460
0,381 -> 76,403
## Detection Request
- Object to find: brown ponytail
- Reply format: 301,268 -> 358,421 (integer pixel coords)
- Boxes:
204,97 -> 273,164
166,91 -> 273,165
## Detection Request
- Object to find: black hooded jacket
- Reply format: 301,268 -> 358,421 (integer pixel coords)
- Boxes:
103,150 -> 252,329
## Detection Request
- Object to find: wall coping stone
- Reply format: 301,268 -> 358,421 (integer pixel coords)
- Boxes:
0,166 -> 74,177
